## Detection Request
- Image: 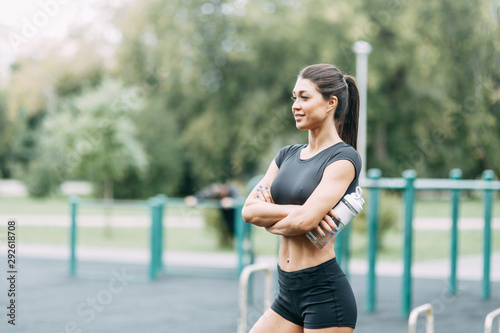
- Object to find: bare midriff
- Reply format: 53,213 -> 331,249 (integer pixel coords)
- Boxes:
277,234 -> 336,272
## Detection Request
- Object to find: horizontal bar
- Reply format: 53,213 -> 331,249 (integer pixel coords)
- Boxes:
360,178 -> 406,189
76,198 -> 150,207
360,178 -> 500,191
415,179 -> 500,190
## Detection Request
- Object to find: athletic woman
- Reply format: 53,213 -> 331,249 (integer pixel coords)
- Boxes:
242,64 -> 361,332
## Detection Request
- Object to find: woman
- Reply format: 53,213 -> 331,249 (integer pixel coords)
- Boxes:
242,64 -> 361,332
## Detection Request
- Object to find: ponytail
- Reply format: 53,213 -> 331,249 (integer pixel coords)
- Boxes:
339,75 -> 359,149
299,64 -> 360,150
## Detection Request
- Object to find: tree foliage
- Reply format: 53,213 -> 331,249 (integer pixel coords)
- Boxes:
1,0 -> 499,198
28,79 -> 148,199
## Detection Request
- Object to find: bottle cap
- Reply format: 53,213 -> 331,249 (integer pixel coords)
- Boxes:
343,186 -> 365,214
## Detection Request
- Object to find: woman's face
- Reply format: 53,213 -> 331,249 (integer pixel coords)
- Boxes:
291,78 -> 335,130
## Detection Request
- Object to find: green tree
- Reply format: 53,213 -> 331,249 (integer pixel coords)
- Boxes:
352,0 -> 500,178
113,0 -> 361,194
31,79 -> 148,199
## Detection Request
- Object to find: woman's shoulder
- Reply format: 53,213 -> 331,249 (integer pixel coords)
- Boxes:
328,142 -> 361,163
274,144 -> 306,167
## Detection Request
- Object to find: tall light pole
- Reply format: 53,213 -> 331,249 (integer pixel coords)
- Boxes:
352,40 -> 372,180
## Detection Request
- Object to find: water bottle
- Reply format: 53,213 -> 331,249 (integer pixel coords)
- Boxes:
306,186 -> 365,249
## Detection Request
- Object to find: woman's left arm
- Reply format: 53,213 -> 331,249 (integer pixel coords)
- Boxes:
265,159 -> 355,236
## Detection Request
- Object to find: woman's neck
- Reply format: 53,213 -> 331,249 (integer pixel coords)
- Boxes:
307,122 -> 342,153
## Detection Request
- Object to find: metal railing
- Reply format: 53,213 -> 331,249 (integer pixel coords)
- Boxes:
408,303 -> 434,333
356,168 -> 499,317
238,263 -> 273,333
69,194 -> 167,281
69,193 -> 255,281
484,308 -> 500,333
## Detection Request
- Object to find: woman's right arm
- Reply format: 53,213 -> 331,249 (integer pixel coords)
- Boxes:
241,160 -> 298,227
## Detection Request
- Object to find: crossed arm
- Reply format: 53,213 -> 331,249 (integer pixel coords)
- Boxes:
241,159 -> 355,237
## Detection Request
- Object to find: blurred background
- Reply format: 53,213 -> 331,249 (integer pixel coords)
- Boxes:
0,0 -> 499,332
0,0 -> 499,200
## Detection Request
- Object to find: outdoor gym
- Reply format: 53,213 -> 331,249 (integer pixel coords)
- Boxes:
1,1 -> 500,333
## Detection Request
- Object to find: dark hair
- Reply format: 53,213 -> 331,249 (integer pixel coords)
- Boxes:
299,64 -> 359,149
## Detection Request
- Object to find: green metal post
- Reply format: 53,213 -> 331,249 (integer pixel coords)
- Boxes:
234,202 -> 246,276
334,226 -> 344,270
401,170 -> 417,318
69,196 -> 78,277
155,194 -> 167,270
482,170 -> 494,299
366,168 -> 381,313
449,169 -> 462,295
149,198 -> 162,281
344,223 -> 351,278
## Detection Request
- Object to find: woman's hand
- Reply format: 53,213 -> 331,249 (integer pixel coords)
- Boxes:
314,209 -> 340,237
256,185 -> 274,204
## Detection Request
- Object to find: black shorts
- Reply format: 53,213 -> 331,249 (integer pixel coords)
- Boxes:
270,257 -> 357,329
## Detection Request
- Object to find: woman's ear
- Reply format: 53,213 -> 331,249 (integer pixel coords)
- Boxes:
327,96 -> 338,112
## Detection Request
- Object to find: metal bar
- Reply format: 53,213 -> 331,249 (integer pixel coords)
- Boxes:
77,198 -> 150,207
449,169 -> 462,295
342,223 -> 351,278
482,170 -> 495,299
402,170 -> 417,318
352,40 -> 372,180
415,178 -> 500,190
360,178 -> 406,189
149,198 -> 162,281
360,178 -> 500,190
334,228 -> 343,269
234,202 -> 245,276
366,168 -> 381,313
156,194 -> 167,271
408,303 -> 434,333
69,196 -> 78,277
484,308 -> 500,333
238,263 -> 273,333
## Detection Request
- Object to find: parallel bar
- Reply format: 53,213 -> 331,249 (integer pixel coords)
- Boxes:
149,199 -> 162,281
484,308 -> 500,333
449,169 -> 462,295
343,223 -> 351,278
366,168 -> 381,313
334,228 -> 344,269
234,203 -> 246,276
156,194 -> 167,271
77,198 -> 150,207
401,170 -> 417,318
408,303 -> 434,333
482,170 -> 495,299
360,177 -> 500,190
238,263 -> 273,333
69,196 -> 78,277
415,178 -> 500,190
360,178 -> 406,189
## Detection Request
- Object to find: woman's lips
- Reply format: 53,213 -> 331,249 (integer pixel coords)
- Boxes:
294,114 -> 304,121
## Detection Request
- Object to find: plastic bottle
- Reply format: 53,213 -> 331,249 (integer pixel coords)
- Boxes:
306,186 -> 365,249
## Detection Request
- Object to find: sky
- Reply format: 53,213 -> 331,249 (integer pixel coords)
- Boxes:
0,1 -> 122,80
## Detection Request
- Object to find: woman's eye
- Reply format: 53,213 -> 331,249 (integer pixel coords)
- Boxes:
291,96 -> 297,101
301,96 -> 309,100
